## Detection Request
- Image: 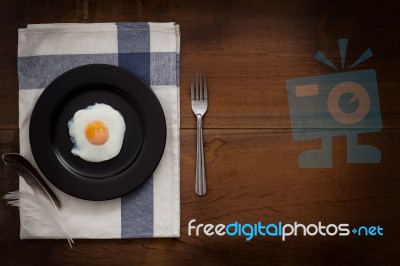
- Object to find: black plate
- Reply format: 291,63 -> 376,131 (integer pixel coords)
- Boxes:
29,64 -> 166,200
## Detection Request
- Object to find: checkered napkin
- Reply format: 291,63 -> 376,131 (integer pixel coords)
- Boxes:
17,23 -> 180,239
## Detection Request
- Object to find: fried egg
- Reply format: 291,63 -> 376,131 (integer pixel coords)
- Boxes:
68,103 -> 126,162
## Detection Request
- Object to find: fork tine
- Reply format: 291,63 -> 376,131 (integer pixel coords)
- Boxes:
199,73 -> 203,100
203,73 -> 208,100
191,74 -> 194,100
195,73 -> 199,100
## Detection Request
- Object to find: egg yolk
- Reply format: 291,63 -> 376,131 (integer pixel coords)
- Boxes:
85,120 -> 109,145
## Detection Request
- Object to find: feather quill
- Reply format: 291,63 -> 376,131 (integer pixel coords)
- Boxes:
2,153 -> 61,209
2,153 -> 73,247
4,191 -> 74,248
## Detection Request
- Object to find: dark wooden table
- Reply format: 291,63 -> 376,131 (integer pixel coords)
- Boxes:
1,0 -> 399,265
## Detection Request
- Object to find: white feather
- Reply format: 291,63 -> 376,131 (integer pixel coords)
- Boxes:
4,191 -> 74,248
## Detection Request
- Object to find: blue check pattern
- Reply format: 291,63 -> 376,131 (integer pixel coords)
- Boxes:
18,23 -> 180,238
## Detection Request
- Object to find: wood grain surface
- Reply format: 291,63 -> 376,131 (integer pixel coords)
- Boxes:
1,0 -> 399,265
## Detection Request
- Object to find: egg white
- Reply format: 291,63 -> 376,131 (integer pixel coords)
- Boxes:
68,103 -> 126,162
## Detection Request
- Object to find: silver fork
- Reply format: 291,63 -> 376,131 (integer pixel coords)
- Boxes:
191,73 -> 208,196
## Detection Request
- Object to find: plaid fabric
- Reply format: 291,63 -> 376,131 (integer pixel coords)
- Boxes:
17,23 -> 180,238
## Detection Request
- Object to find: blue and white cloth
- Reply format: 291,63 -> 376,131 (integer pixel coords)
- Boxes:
18,23 -> 180,239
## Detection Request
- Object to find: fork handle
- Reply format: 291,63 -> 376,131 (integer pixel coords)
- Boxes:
195,115 -> 206,196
